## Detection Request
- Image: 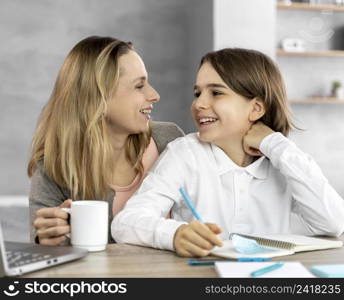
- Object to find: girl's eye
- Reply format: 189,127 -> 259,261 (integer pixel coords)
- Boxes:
194,91 -> 201,98
212,90 -> 223,96
136,84 -> 144,89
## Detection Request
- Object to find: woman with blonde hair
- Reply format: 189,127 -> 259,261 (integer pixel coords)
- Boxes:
28,36 -> 184,246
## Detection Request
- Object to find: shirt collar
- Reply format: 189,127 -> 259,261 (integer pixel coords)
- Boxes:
210,144 -> 269,179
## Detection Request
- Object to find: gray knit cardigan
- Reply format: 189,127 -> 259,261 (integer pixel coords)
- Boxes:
29,121 -> 184,244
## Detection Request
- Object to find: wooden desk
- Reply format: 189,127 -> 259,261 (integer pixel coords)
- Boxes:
23,236 -> 344,278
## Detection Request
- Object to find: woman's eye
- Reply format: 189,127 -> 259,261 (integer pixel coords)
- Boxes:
194,91 -> 201,98
212,90 -> 223,96
136,84 -> 144,89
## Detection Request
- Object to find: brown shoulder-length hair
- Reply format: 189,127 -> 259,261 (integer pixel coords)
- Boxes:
200,48 -> 295,136
28,36 -> 151,200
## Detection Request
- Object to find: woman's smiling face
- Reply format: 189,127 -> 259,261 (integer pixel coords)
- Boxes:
191,62 -> 254,146
106,50 -> 160,135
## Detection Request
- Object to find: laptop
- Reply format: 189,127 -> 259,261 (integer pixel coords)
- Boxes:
0,221 -> 87,277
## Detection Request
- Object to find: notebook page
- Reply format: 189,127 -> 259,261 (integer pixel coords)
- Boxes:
215,262 -> 315,278
241,234 -> 343,252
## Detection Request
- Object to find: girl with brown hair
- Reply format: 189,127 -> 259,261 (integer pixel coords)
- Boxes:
28,36 -> 184,246
112,48 -> 344,257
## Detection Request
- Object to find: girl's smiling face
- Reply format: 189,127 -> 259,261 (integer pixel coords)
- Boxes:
191,62 -> 256,147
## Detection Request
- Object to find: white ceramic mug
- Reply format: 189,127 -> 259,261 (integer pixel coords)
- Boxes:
62,201 -> 108,252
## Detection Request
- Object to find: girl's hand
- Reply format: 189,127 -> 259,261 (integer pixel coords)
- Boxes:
173,220 -> 223,257
243,122 -> 275,157
33,199 -> 72,246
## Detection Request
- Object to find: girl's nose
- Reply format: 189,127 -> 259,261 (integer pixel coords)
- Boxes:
194,94 -> 209,110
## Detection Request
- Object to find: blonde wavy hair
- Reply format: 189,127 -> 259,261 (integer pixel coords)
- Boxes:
28,36 -> 151,200
200,48 -> 296,136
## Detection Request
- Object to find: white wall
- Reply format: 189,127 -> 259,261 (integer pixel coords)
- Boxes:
213,0 -> 276,57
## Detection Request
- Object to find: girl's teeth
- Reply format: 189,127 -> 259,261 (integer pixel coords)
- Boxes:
199,118 -> 217,124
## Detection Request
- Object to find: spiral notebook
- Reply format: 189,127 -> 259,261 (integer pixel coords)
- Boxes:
211,233 -> 343,259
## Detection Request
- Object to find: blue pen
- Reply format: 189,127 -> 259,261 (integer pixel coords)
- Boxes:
188,259 -> 217,266
179,187 -> 204,222
250,262 -> 284,277
237,257 -> 272,262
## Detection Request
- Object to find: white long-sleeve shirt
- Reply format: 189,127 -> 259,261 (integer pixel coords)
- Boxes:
111,132 -> 344,251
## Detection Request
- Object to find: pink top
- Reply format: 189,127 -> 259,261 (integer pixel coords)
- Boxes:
110,137 -> 159,217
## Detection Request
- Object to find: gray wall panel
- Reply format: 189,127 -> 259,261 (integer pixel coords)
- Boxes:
0,0 -> 212,195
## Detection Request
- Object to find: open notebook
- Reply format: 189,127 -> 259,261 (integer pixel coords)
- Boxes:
211,233 -> 343,259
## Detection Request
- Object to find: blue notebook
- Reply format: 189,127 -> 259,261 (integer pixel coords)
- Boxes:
311,264 -> 344,278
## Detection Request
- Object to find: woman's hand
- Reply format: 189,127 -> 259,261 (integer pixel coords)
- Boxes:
243,122 -> 275,156
173,220 -> 223,257
33,199 -> 72,246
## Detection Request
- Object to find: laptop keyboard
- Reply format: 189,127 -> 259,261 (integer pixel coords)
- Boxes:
6,250 -> 54,268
